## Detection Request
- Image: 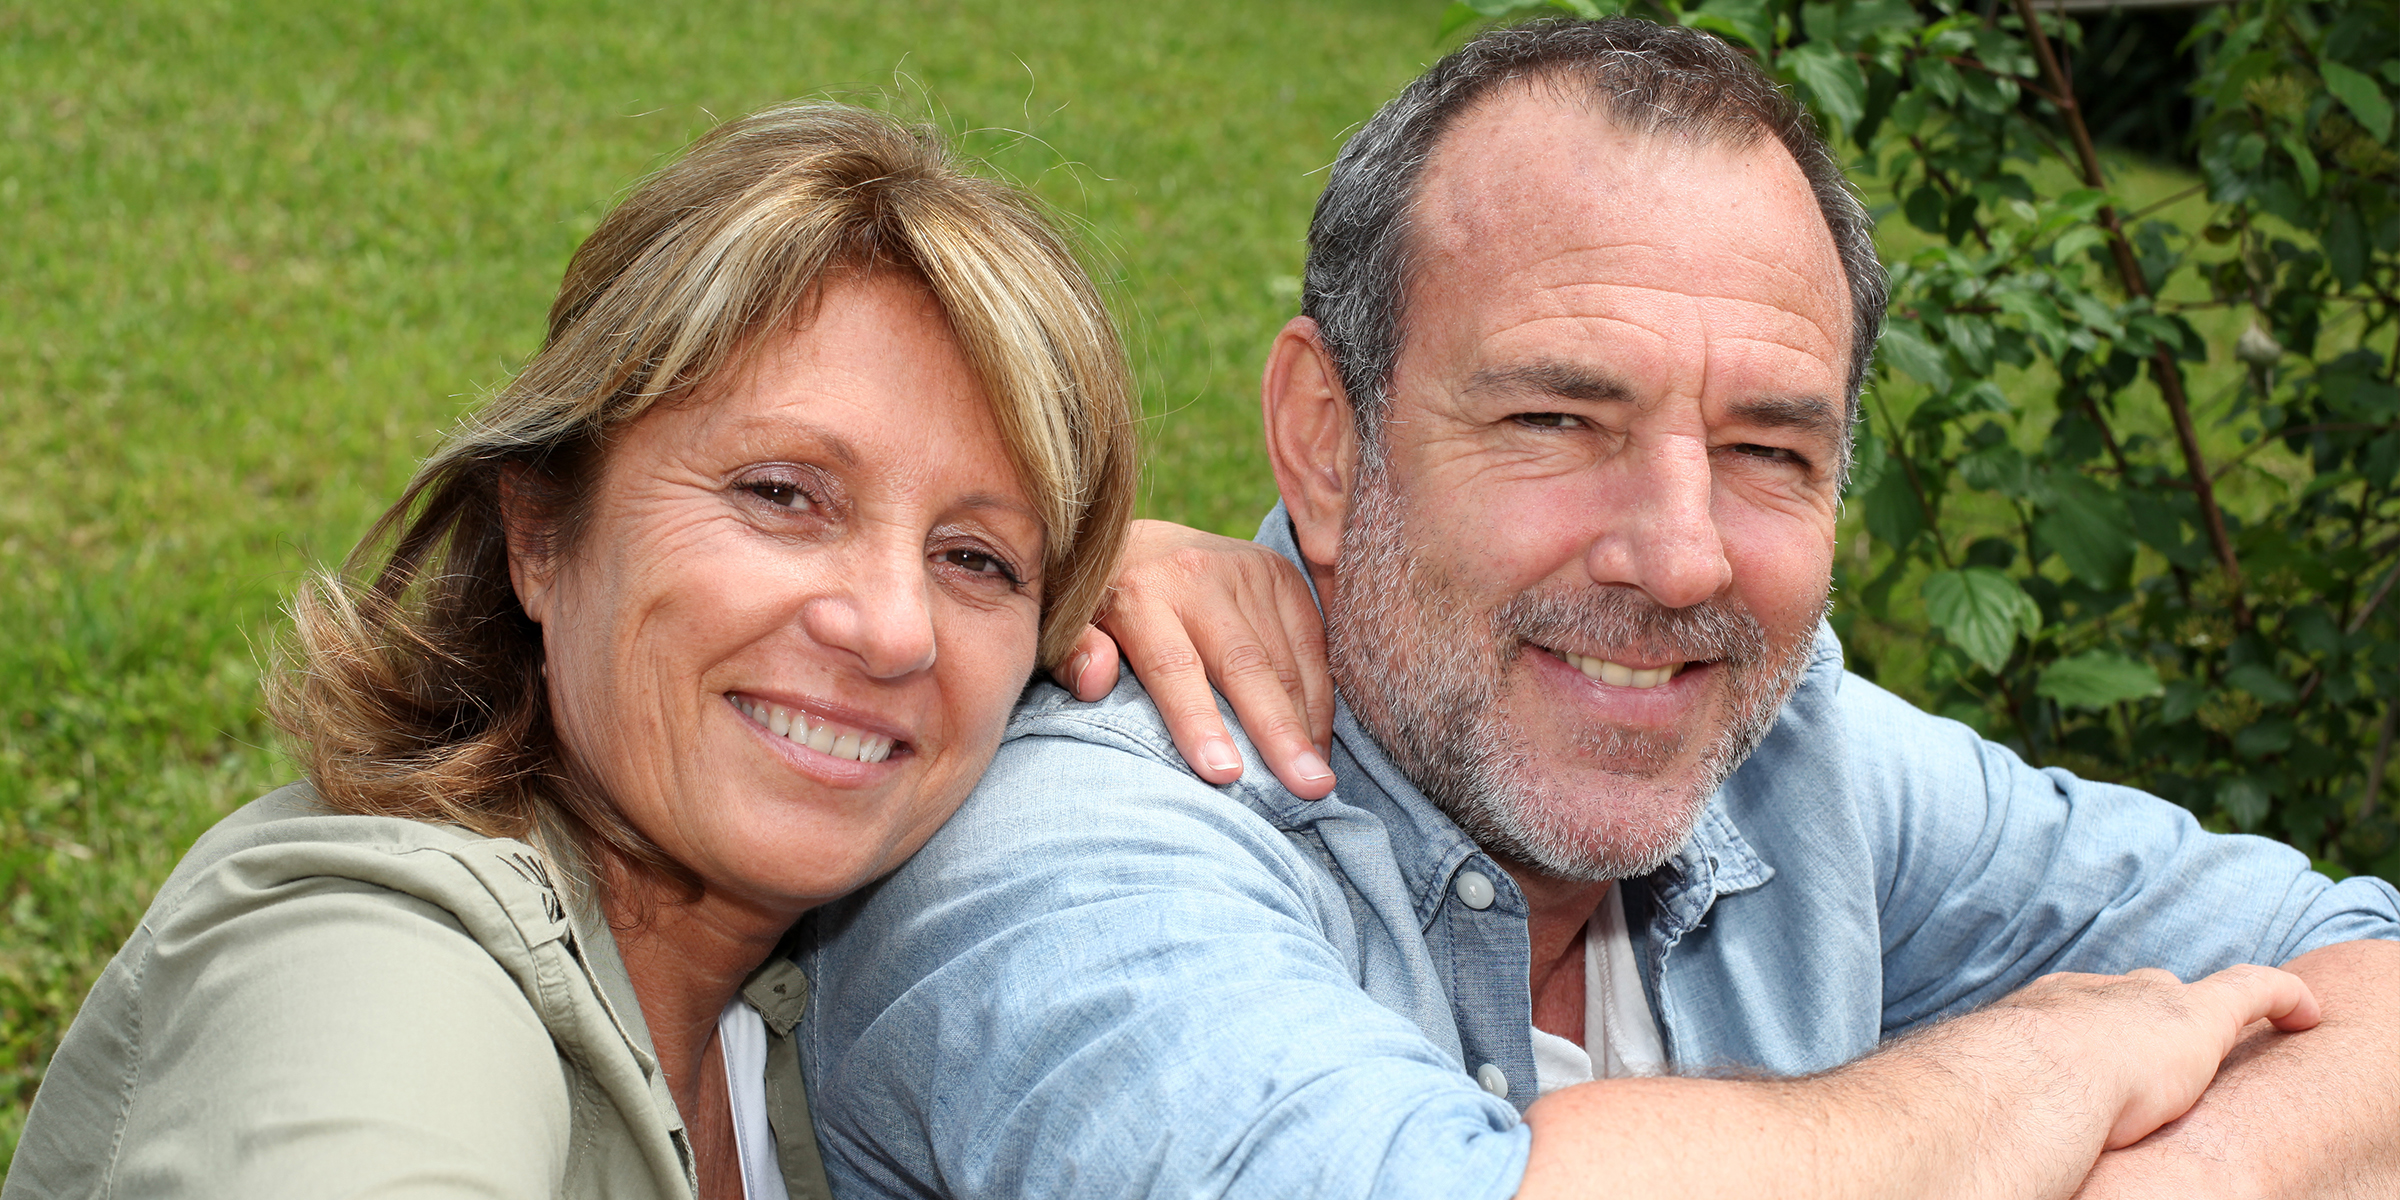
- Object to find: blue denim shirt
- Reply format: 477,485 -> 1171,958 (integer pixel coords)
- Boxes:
800,507 -> 2400,1200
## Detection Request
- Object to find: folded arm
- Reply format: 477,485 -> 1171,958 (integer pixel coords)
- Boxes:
1520,963 -> 2319,1200
2074,937 -> 2400,1199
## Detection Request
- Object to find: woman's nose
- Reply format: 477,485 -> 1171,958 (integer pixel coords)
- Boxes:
799,541 -> 939,679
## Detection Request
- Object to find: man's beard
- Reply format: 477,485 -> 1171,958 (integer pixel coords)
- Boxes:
1325,463 -> 1816,883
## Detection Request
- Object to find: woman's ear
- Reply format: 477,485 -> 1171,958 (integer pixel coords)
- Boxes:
497,464 -> 555,626
1260,317 -> 1360,578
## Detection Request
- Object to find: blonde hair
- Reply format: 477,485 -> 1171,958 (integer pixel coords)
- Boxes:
272,102 -> 1137,882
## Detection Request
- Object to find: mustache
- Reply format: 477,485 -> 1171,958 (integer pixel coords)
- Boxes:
1496,586 -> 1769,668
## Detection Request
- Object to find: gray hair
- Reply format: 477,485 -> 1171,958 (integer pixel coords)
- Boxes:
1302,16 -> 1886,475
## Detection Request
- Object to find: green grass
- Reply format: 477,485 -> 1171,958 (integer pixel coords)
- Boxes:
0,0 -> 1445,1158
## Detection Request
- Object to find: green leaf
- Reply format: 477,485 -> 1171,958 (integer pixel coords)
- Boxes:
2234,717 -> 2294,758
1924,566 -> 2041,672
2033,475 -> 2134,589
1862,466 -> 1925,550
1439,2 -> 1488,41
1904,185 -> 1947,235
2161,678 -> 2205,723
1994,289 -> 2066,358
2049,225 -> 2106,265
2125,488 -> 2209,571
1877,320 -> 1951,392
2036,650 -> 2164,710
2279,132 -> 2320,197
1684,0 -> 1776,53
2218,776 -> 2271,831
2224,662 -> 2299,706
1784,42 -> 1868,136
2322,60 -> 2394,144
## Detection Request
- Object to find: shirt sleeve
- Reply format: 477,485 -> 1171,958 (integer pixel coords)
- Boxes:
802,734 -> 1531,1200
1840,671 -> 2400,1032
96,854 -> 573,1198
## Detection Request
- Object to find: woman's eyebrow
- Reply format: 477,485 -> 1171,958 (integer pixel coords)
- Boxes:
724,413 -> 860,467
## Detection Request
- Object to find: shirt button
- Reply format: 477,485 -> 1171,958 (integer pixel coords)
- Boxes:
1476,1063 -> 1509,1096
1454,869 -> 1495,910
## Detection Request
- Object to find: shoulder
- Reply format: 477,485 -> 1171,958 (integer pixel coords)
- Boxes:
9,784 -> 590,1199
805,677 -> 1364,1037
911,676 -> 1348,894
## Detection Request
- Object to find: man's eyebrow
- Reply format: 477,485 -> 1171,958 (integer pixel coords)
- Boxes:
1466,361 -> 1633,405
1726,395 -> 1845,443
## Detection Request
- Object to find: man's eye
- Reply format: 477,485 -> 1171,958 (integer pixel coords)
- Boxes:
1729,443 -> 1805,466
1515,412 -> 1586,429
938,547 -> 1020,583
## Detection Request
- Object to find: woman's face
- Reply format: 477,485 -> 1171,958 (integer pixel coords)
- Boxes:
515,271 -> 1045,918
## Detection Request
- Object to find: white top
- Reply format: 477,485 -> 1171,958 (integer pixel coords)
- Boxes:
717,998 -> 790,1200
1530,884 -> 1666,1095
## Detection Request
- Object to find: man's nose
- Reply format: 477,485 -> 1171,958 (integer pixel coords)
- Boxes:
800,539 -> 939,679
1584,434 -> 1732,609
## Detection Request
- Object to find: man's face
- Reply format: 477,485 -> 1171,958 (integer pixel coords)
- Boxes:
1324,87 -> 1850,882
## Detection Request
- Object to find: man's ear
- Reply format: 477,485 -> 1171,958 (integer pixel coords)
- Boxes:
1261,316 -> 1361,577
497,464 -> 555,626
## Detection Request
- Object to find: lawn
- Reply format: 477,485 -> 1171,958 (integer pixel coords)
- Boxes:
0,0 -> 1445,1156
0,0 -> 2275,1164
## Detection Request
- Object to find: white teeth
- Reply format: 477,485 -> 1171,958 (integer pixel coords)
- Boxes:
732,696 -> 898,763
1563,652 -> 1683,690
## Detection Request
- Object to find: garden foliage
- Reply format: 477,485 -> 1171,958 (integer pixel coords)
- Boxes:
1447,0 -> 2400,875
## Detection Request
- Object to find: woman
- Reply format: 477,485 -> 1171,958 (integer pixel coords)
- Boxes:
5,102 -> 1328,1199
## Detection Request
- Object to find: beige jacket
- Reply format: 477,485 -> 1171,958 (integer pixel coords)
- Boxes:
3,784 -> 832,1199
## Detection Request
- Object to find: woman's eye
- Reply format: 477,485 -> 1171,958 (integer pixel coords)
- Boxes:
740,480 -> 811,510
1515,412 -> 1585,429
938,547 -> 1020,583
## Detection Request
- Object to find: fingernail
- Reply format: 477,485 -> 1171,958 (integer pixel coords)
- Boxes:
1067,652 -> 1091,692
1201,737 -> 1242,774
1294,749 -> 1332,783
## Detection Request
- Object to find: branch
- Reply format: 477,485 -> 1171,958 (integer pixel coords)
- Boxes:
1872,389 -> 1957,569
2364,704 -> 2397,826
2213,422 -> 2400,481
2347,556 -> 2400,636
2012,0 -> 2253,629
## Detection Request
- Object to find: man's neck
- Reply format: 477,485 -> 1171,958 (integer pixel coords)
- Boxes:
1500,858 -> 1615,1045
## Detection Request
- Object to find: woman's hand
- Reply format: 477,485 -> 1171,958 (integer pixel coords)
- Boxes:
1055,520 -> 1336,798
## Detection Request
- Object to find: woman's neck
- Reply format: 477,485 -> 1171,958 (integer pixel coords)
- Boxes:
605,866 -> 798,1198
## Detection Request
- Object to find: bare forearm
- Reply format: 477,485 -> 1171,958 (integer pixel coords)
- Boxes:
1517,964 -> 2321,1200
2078,939 -> 2400,1199
1519,1009 -> 2080,1200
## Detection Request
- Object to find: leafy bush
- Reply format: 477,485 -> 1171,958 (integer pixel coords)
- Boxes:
1446,0 -> 2400,875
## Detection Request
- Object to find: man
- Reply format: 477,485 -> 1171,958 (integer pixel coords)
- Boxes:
801,18 -> 2400,1197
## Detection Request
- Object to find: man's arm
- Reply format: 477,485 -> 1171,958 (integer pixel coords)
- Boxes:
2074,938 -> 2400,1199
1517,965 -> 2318,1200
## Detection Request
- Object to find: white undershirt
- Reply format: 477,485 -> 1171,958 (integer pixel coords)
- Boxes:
1529,885 -> 1666,1094
717,998 -> 789,1200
